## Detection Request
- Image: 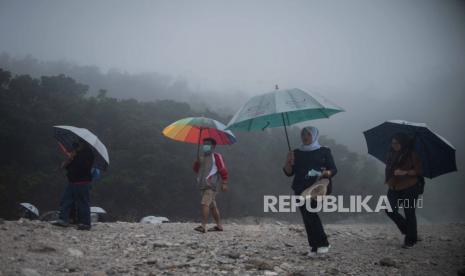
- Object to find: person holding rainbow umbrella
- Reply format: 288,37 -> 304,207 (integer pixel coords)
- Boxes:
162,117 -> 236,233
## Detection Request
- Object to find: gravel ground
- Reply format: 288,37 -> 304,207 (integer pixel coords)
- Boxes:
0,219 -> 464,275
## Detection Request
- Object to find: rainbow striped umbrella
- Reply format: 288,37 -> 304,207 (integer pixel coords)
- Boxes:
162,117 -> 236,156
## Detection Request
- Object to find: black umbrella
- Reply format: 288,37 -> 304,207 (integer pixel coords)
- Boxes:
363,120 -> 457,179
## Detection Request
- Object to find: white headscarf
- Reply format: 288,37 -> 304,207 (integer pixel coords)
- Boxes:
299,126 -> 321,151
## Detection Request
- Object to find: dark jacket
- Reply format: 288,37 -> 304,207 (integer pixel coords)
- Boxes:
66,147 -> 95,183
283,147 -> 338,195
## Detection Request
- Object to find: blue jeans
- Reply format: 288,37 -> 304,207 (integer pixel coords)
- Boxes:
59,183 -> 91,226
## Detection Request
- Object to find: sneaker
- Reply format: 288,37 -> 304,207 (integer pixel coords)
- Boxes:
50,220 -> 69,227
77,224 -> 91,231
317,245 -> 331,254
307,248 -> 318,257
402,242 -> 415,249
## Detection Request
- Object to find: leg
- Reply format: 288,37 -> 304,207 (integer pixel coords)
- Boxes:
58,183 -> 74,223
210,200 -> 223,230
201,204 -> 210,229
75,184 -> 91,227
403,186 -> 418,244
299,200 -> 329,250
385,189 -> 407,235
199,189 -> 214,231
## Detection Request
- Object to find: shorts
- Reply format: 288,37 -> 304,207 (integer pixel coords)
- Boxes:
201,189 -> 217,207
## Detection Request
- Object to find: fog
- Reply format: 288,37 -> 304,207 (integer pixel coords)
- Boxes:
1,0 -> 464,220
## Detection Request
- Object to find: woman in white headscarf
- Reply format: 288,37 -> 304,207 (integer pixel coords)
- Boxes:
283,126 -> 338,257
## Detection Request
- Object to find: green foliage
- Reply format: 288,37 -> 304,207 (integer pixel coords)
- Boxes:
0,69 -> 384,221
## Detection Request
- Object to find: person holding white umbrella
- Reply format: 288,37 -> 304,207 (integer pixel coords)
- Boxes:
51,125 -> 109,231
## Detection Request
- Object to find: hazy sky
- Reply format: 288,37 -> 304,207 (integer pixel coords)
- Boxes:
1,0 -> 464,152
1,0 -> 463,90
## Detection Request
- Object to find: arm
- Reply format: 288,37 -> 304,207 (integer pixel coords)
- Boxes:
214,153 -> 228,182
407,152 -> 423,177
214,153 -> 229,192
283,151 -> 294,177
61,151 -> 76,169
393,152 -> 423,177
322,148 -> 337,178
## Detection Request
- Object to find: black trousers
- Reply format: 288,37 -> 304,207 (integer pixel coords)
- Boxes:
299,200 -> 329,250
385,185 -> 419,244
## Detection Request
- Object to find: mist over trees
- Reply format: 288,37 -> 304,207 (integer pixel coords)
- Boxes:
0,67 -> 390,222
1,53 -> 464,222
0,53 -> 245,115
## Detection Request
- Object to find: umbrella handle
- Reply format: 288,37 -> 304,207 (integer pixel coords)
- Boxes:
281,113 -> 291,151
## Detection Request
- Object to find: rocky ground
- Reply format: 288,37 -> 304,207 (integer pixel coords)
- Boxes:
0,218 -> 464,276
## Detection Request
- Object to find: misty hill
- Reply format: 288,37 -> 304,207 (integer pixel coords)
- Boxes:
0,53 -> 245,115
0,68 -> 387,222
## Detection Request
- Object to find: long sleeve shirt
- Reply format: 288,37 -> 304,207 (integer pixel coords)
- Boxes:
283,147 -> 337,195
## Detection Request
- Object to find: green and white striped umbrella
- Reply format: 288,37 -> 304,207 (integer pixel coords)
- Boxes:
226,88 -> 344,150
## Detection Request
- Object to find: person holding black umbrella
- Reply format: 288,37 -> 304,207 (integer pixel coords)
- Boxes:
384,132 -> 423,248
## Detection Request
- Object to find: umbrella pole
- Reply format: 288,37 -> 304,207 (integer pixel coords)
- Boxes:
197,128 -> 203,159
281,113 -> 291,151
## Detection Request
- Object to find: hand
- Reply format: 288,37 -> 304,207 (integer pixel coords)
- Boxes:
321,170 -> 331,178
394,169 -> 407,176
286,151 -> 294,166
221,182 -> 228,192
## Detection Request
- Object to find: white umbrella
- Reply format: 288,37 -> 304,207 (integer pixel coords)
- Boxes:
20,203 -> 39,217
53,125 -> 109,170
140,216 -> 169,224
90,207 -> 107,214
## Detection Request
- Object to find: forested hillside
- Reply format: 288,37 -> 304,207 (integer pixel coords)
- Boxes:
0,68 -> 384,221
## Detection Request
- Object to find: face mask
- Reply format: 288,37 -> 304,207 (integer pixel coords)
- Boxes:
202,145 -> 212,153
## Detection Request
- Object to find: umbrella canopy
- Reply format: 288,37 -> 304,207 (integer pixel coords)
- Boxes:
363,120 -> 457,179
163,117 -> 236,145
140,216 -> 170,224
226,88 -> 344,149
20,202 -> 39,217
53,125 -> 110,171
90,207 -> 107,214
163,117 -> 236,157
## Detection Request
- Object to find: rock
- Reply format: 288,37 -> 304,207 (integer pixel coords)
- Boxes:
440,236 -> 452,241
280,262 -> 292,271
87,271 -> 108,276
67,248 -> 84,257
457,267 -> 465,276
247,259 -> 274,270
63,266 -> 80,273
225,252 -> 240,259
264,271 -> 278,276
326,267 -> 340,275
284,242 -> 294,247
146,259 -> 158,265
28,243 -> 56,253
0,218 -> 4,224
153,241 -> 177,248
216,257 -> 234,264
20,268 -> 40,276
379,257 -> 397,268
